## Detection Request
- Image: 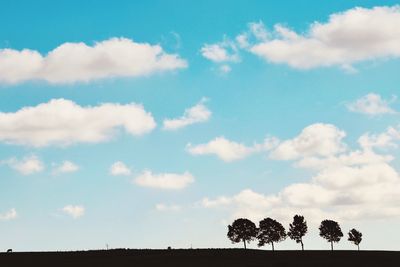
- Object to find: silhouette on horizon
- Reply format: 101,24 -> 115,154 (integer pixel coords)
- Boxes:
227,218 -> 257,249
257,217 -> 286,251
348,228 -> 362,251
319,219 -> 343,251
288,215 -> 308,251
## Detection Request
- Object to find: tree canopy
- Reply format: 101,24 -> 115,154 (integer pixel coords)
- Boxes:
319,219 -> 343,251
227,218 -> 257,249
257,217 -> 286,251
348,228 -> 362,250
287,215 -> 308,250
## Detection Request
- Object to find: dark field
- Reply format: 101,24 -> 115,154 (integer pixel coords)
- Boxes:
0,249 -> 399,267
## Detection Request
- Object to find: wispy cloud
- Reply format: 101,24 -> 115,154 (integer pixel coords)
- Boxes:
0,208 -> 17,221
134,170 -> 194,190
347,93 -> 397,115
2,155 -> 44,175
109,161 -> 132,176
62,205 -> 85,219
187,136 -> 279,162
163,98 -> 211,130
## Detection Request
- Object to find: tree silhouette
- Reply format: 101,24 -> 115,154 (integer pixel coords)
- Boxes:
257,217 -> 286,251
348,228 -> 362,251
227,218 -> 257,249
319,219 -> 343,251
287,215 -> 308,251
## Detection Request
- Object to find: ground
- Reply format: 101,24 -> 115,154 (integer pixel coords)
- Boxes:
0,249 -> 398,267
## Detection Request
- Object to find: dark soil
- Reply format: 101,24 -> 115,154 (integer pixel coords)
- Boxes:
0,249 -> 398,267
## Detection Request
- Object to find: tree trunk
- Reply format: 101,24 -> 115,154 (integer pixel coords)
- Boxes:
271,242 -> 274,252
300,239 -> 304,251
331,241 -> 333,251
358,244 -> 360,251
243,240 -> 246,249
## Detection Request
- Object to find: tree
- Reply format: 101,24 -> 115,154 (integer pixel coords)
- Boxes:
227,218 -> 257,249
319,219 -> 343,251
257,217 -> 286,251
287,215 -> 308,251
348,228 -> 362,251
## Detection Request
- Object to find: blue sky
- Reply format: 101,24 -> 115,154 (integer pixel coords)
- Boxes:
1,0 -> 400,251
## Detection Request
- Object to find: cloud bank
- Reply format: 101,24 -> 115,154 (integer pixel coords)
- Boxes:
201,124 -> 400,223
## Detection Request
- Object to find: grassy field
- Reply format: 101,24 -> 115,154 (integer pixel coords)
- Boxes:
0,249 -> 399,267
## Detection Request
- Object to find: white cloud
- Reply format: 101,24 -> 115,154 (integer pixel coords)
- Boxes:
249,6 -> 400,69
236,34 -> 250,49
200,42 -> 239,63
295,149 -> 393,170
0,208 -> 17,221
110,161 -> 132,176
0,37 -> 187,84
62,205 -> 85,219
2,155 -> 44,175
155,203 -> 181,212
163,98 -> 211,130
201,125 -> 400,222
53,161 -> 79,175
248,21 -> 269,41
347,93 -> 396,115
200,39 -> 240,73
134,170 -> 194,190
270,123 -> 346,160
358,126 -> 400,150
187,136 -> 279,162
0,98 -> 156,147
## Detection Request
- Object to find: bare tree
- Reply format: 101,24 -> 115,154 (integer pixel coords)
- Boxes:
227,218 -> 257,249
288,215 -> 308,250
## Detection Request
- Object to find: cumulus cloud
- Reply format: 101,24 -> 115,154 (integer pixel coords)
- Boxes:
201,125 -> 400,222
187,136 -> 279,162
163,98 -> 211,130
2,155 -> 44,175
52,161 -> 79,175
249,6 -> 400,69
347,93 -> 396,115
270,123 -> 346,160
134,170 -> 194,190
0,37 -> 187,84
200,42 -> 239,63
0,98 -> 156,147
0,208 -> 17,221
62,205 -> 85,219
110,161 -> 132,176
155,203 -> 181,212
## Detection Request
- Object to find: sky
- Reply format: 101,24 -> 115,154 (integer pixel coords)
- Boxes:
1,0 -> 400,251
